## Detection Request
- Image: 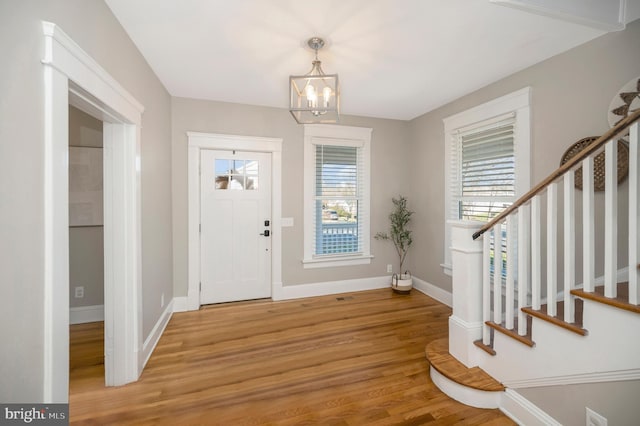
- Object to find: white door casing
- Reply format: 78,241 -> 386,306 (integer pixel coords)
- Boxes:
42,22 -> 144,398
187,133 -> 283,310
200,150 -> 272,304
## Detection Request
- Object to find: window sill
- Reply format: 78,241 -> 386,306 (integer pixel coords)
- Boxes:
302,254 -> 373,269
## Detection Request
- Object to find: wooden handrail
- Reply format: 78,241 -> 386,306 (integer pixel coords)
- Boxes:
472,108 -> 640,240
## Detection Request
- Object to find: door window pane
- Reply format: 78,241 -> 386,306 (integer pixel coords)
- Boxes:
215,158 -> 259,190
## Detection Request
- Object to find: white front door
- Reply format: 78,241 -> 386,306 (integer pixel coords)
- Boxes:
200,150 -> 272,304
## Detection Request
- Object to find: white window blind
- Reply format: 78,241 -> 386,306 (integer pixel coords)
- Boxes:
313,144 -> 363,256
442,87 -> 531,276
452,117 -> 516,222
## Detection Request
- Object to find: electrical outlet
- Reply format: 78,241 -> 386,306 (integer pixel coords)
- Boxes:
161,293 -> 165,308
74,286 -> 84,298
387,264 -> 393,273
586,407 -> 607,426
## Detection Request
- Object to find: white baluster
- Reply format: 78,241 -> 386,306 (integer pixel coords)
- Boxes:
483,229 -> 491,345
630,122 -> 639,305
547,183 -> 558,316
505,215 -> 515,330
605,140 -> 618,298
518,204 -> 529,336
564,172 -> 575,323
494,225 -> 503,324
531,195 -> 541,310
583,155 -> 595,293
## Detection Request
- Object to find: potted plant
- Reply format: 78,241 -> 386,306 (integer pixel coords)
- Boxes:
375,196 -> 413,294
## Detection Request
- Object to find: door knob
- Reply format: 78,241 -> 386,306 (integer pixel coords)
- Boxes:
260,230 -> 270,237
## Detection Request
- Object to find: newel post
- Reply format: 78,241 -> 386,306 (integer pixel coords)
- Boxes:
448,220 -> 484,367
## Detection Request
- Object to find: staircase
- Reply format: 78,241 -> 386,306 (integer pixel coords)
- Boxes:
427,109 -> 640,422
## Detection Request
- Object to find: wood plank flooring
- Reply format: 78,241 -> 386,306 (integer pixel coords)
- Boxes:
69,289 -> 515,425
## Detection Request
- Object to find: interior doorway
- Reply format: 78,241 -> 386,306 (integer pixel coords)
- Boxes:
42,22 -> 144,401
68,106 -> 106,384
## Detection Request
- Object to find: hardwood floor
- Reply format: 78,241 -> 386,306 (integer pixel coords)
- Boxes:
69,289 -> 515,425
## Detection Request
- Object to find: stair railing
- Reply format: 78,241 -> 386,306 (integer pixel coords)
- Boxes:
472,109 -> 640,346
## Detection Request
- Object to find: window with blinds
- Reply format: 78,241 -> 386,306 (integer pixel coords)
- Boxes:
452,117 -> 516,222
314,144 -> 362,256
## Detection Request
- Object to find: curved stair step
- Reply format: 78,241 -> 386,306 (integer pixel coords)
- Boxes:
425,338 -> 504,409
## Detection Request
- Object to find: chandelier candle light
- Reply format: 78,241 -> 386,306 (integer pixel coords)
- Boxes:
289,37 -> 340,124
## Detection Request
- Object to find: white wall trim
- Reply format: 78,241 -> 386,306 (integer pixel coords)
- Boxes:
42,21 -> 144,399
500,389 -> 562,426
430,366 -> 502,409
187,132 -> 283,311
503,368 -> 640,389
442,87 -> 531,276
490,0 -> 626,32
42,22 -> 143,124
302,124 -> 372,268
412,277 -> 453,307
272,276 -> 389,301
140,300 -> 174,371
70,305 -> 104,325
172,296 -> 189,313
270,276 -> 453,304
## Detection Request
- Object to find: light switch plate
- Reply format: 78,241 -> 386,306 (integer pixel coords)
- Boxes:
281,217 -> 294,227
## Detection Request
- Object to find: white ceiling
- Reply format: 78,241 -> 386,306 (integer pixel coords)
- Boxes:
104,0 -> 639,121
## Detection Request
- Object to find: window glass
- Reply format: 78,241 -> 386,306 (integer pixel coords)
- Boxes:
214,158 -> 259,190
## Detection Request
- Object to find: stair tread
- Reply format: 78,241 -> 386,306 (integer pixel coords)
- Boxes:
425,338 -> 504,392
571,282 -> 640,314
473,338 -> 496,356
521,298 -> 587,336
486,317 -> 535,347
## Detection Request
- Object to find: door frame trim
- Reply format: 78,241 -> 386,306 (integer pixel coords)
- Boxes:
187,132 -> 283,309
42,22 -> 144,399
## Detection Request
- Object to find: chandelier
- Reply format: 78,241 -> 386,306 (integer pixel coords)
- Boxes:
289,37 -> 340,124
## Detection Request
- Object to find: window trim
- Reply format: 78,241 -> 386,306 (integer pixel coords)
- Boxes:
303,124 -> 373,268
442,87 -> 531,275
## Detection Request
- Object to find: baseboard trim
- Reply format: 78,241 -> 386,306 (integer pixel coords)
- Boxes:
140,299 -> 174,371
413,277 -> 453,307
172,296 -> 189,313
273,276 -> 390,301
500,389 -> 561,426
503,368 -> 640,389
70,304 -> 104,324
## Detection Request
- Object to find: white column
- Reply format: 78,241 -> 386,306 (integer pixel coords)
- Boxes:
547,183 -> 558,316
605,140 -> 618,298
494,224 -> 504,324
448,220 -> 484,367
583,156 -> 595,293
531,195 -> 541,310
482,229 -> 491,345
564,172 -> 575,323
517,204 -> 530,336
505,216 -> 515,330
629,122 -> 639,305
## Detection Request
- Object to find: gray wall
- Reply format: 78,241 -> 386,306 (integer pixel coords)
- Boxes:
406,18 -> 640,425
407,19 -> 640,293
0,0 -> 172,402
171,98 -> 411,296
69,106 -> 104,308
518,381 -> 640,426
